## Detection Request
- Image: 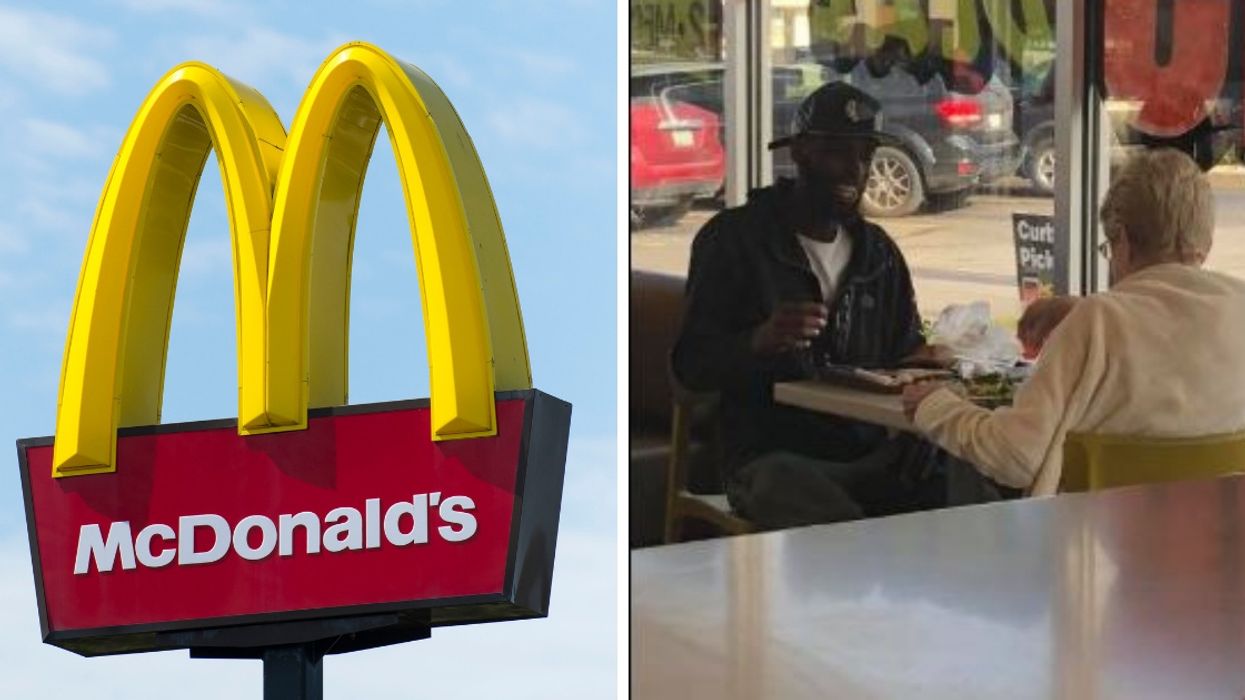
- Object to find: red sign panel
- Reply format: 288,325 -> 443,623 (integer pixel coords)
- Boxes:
18,390 -> 570,656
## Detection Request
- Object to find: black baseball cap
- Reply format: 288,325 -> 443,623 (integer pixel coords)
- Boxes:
768,82 -> 896,150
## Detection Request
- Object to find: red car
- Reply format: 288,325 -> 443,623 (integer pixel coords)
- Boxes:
630,97 -> 724,228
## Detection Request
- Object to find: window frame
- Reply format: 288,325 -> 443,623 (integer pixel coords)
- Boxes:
721,0 -> 1103,296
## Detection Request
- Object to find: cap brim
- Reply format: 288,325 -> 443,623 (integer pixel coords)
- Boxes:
767,131 -> 900,150
767,136 -> 795,150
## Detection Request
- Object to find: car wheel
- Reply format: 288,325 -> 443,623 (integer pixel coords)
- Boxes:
1025,136 -> 1056,195
928,188 -> 971,212
862,146 -> 924,218
633,197 -> 693,229
629,206 -> 643,230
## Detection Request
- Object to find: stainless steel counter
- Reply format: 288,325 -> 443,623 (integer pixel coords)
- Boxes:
632,476 -> 1245,699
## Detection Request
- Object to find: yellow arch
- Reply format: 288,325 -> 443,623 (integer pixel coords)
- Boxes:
53,42 -> 531,477
263,42 -> 531,440
53,63 -> 284,476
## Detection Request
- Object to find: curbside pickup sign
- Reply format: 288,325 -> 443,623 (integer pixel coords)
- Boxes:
17,42 -> 570,658
1012,213 -> 1058,303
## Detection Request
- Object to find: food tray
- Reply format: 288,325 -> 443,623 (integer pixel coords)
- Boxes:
814,365 -> 955,394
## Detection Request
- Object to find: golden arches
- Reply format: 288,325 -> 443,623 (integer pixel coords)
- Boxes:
53,42 -> 530,477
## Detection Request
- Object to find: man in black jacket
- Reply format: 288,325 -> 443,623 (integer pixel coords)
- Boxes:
673,82 -> 949,528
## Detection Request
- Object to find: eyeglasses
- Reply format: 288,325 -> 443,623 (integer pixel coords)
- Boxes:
1097,239 -> 1113,260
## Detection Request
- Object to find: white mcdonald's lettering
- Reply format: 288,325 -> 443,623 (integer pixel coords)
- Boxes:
72,494 -> 479,575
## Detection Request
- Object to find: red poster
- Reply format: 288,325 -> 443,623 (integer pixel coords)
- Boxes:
1103,0 -> 1230,136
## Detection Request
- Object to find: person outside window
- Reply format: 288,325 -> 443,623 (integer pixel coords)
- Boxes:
1017,295 -> 1080,360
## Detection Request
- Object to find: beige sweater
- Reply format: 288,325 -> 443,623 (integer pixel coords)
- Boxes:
914,263 -> 1245,495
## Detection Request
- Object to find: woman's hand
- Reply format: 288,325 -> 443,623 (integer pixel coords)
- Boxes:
902,381 -> 951,421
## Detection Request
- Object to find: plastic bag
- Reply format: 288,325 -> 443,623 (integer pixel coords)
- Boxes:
928,301 -> 1020,378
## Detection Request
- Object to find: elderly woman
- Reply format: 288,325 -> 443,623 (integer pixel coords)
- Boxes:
903,148 -> 1245,495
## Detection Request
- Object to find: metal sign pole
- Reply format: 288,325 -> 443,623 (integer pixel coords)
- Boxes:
183,613 -> 433,699
263,645 -> 323,700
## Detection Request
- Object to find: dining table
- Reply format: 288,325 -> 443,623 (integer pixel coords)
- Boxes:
773,379 -> 914,432
632,473 -> 1245,699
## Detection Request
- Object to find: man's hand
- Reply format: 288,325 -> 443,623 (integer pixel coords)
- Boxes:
902,381 -> 951,421
750,302 -> 828,356
900,343 -> 956,369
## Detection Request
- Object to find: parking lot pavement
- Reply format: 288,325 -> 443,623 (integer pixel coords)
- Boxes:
631,176 -> 1245,325
631,191 -> 1049,322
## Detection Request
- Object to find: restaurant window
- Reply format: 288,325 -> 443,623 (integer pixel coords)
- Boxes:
769,0 -> 1061,328
630,0 -> 1064,330
629,0 -> 728,261
628,1 -> 1069,547
1099,0 -> 1245,289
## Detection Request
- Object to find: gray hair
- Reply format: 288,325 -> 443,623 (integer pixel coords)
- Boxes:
1099,148 -> 1214,263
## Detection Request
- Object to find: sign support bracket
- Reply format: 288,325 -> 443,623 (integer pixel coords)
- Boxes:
184,613 -> 433,698
263,644 -> 323,700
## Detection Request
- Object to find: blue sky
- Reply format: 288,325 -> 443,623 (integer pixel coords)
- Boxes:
0,0 -> 616,696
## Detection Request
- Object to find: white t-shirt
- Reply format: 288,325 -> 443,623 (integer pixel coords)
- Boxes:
797,230 -> 854,303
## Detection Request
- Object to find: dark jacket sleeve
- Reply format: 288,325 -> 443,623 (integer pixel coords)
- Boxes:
888,237 -> 926,363
671,217 -> 761,392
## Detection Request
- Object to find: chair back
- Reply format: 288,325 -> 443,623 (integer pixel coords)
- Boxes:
1061,430 -> 1245,492
630,270 -> 688,432
664,365 -> 753,542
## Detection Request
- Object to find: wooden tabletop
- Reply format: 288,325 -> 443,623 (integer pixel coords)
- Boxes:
633,475 -> 1245,699
774,380 -> 913,431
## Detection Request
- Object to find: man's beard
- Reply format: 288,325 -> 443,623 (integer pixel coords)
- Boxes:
805,173 -> 863,223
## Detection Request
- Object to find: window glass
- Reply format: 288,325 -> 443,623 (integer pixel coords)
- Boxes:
630,1 -> 727,243
631,1 -> 1063,335
1101,0 -> 1244,282
774,0 -> 1058,328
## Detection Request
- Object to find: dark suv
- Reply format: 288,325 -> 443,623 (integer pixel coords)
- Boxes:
630,61 -> 1021,218
1011,60 -> 1242,195
772,61 -> 1022,216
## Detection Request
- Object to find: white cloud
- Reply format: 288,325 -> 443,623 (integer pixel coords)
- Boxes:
506,48 -> 578,80
178,236 -> 233,278
0,81 -> 22,112
0,434 -> 617,696
181,27 -> 350,93
561,435 -> 618,533
488,98 -> 587,149
21,119 -> 104,160
420,53 -> 474,90
4,168 -> 110,237
17,196 -> 90,236
117,0 -> 245,18
0,7 -> 113,96
0,223 -> 28,255
7,304 -> 70,337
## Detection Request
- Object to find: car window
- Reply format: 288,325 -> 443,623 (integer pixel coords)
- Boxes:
664,81 -> 722,114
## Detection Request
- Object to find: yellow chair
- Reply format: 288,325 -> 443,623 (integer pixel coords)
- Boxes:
1061,430 -> 1245,493
664,377 -> 754,543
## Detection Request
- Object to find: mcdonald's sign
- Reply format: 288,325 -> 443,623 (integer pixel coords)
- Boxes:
16,43 -> 571,657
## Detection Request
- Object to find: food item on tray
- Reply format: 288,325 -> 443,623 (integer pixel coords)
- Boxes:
815,362 -> 1023,406
816,365 -> 954,393
891,368 -> 956,384
961,372 -> 1017,408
